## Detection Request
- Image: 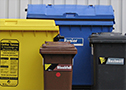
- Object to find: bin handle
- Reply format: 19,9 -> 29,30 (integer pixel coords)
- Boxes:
53,34 -> 64,41
63,13 -> 78,17
72,59 -> 74,65
5,20 -> 18,25
43,58 -> 44,65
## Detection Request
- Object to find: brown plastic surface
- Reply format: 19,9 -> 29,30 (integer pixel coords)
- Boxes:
45,41 -> 70,45
42,44 -> 74,48
40,42 -> 77,54
43,54 -> 73,64
40,42 -> 77,90
44,72 -> 72,90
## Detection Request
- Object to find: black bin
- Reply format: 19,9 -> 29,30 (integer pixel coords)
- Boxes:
89,32 -> 126,90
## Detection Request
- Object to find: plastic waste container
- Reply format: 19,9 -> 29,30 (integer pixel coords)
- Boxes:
27,4 -> 115,88
0,19 -> 59,90
89,32 -> 126,90
40,42 -> 77,90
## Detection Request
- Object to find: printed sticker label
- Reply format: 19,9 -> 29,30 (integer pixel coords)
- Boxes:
0,39 -> 19,87
99,57 -> 124,65
45,64 -> 72,71
106,58 -> 124,65
64,38 -> 84,46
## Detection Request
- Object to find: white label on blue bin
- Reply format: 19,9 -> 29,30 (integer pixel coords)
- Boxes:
64,38 -> 84,46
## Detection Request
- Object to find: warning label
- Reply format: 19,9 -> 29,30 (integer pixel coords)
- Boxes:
0,39 -> 19,87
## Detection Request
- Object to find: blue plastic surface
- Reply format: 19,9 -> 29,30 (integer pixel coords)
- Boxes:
27,4 -> 115,86
27,4 -> 114,20
55,21 -> 114,25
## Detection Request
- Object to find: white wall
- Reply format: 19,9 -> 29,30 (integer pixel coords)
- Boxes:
0,0 -> 126,34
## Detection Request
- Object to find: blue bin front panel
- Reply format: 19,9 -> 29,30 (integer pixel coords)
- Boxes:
59,25 -> 112,85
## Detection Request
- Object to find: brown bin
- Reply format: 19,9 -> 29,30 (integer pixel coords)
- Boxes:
40,42 -> 77,90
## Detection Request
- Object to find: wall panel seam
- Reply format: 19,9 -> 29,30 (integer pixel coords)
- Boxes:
7,0 -> 9,18
121,0 -> 122,33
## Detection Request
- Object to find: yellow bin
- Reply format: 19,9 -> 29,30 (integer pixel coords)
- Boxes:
0,19 -> 59,90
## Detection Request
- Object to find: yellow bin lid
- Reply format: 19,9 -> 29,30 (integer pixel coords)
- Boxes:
0,19 -> 59,31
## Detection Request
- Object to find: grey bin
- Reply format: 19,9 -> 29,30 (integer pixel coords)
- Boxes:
89,32 -> 126,90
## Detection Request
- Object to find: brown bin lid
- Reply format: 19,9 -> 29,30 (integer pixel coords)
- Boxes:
45,41 -> 70,45
40,42 -> 77,54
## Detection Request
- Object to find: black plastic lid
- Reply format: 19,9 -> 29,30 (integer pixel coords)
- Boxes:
89,32 -> 126,43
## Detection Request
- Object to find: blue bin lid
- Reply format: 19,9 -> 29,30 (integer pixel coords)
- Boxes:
27,4 -> 115,25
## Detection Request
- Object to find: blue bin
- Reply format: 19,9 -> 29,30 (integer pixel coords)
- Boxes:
27,5 -> 115,87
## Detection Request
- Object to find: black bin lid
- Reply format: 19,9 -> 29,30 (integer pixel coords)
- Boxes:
89,32 -> 126,43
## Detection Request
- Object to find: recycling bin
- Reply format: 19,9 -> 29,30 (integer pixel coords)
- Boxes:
89,32 -> 126,90
27,4 -> 115,88
40,42 -> 77,90
0,19 -> 59,90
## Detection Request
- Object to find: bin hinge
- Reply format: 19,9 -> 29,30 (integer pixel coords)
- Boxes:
53,34 -> 64,41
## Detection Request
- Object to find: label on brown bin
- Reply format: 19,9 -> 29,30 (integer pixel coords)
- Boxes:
45,64 -> 72,71
0,39 -> 19,87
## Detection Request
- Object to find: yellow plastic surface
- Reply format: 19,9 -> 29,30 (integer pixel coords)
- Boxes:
0,19 -> 59,31
0,19 -> 59,90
